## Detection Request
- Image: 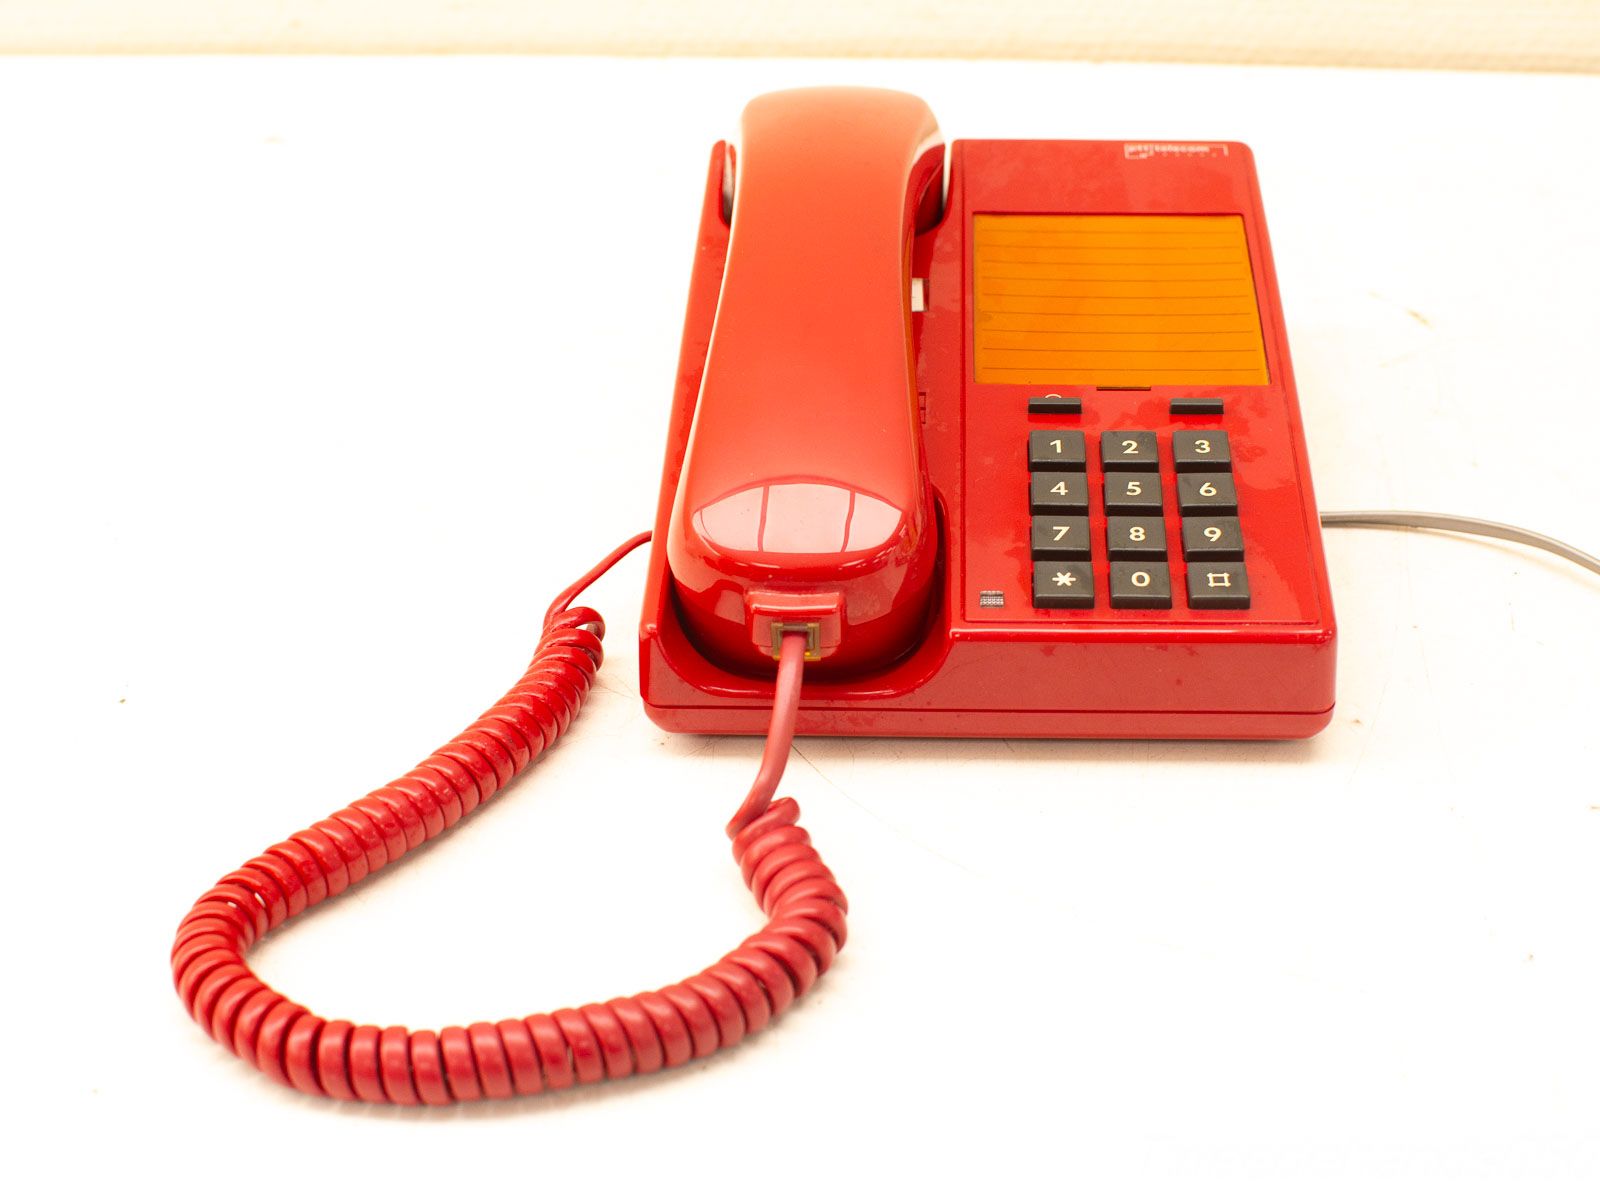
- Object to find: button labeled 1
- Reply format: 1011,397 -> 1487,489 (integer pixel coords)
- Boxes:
1028,430 -> 1086,470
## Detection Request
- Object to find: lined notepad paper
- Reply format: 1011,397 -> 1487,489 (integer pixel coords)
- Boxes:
972,214 -> 1269,386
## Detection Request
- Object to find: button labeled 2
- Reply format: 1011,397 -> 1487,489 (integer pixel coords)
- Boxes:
1101,430 -> 1158,469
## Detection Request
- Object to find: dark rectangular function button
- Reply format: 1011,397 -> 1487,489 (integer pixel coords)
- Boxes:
1032,562 -> 1094,609
1186,562 -> 1250,609
1029,394 -> 1083,415
1170,397 -> 1225,415
1105,516 -> 1167,561
1028,430 -> 1087,471
1175,473 -> 1238,515
1031,516 -> 1091,561
1181,516 -> 1245,561
1101,430 -> 1159,469
1172,430 -> 1231,472
1030,472 -> 1090,514
1103,472 -> 1162,514
1110,562 -> 1173,609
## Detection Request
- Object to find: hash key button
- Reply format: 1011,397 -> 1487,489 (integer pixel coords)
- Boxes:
1176,473 -> 1238,515
1181,516 -> 1245,561
1186,562 -> 1251,609
1032,562 -> 1095,609
1172,430 -> 1231,471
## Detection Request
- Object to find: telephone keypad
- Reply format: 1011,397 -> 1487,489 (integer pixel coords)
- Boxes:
1103,472 -> 1162,514
1172,430 -> 1232,471
1101,430 -> 1159,469
1030,472 -> 1091,514
1030,517 -> 1092,561
1109,563 -> 1173,609
1028,430 -> 1087,470
1021,430 -> 1249,612
1176,473 -> 1238,516
1186,562 -> 1251,609
1105,516 -> 1167,561
1032,562 -> 1095,608
1181,516 -> 1246,562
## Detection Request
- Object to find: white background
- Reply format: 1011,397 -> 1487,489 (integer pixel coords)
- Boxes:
3,57 -> 1597,1196
2,2 -> 1597,72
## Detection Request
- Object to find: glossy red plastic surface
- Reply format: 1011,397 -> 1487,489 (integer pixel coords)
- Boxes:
666,88 -> 945,675
642,112 -> 1337,739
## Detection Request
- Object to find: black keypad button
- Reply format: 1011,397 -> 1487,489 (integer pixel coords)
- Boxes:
1181,516 -> 1245,561
1101,430 -> 1159,470
1172,430 -> 1231,472
1032,562 -> 1094,609
1170,397 -> 1225,415
1029,394 -> 1082,415
1176,473 -> 1238,515
1031,516 -> 1091,561
1105,516 -> 1168,561
1103,472 -> 1162,514
1110,563 -> 1173,609
1030,472 -> 1090,514
1186,562 -> 1250,609
1028,430 -> 1087,471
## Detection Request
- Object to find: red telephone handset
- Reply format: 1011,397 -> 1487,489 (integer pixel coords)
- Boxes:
666,88 -> 946,674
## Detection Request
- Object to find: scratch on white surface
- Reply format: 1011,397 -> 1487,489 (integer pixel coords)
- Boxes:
587,674 -> 633,699
789,744 -> 984,880
1378,349 -> 1424,369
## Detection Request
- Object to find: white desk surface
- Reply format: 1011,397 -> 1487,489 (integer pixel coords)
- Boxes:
4,57 -> 1597,1196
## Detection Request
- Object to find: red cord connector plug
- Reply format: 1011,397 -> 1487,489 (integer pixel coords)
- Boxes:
746,590 -> 843,662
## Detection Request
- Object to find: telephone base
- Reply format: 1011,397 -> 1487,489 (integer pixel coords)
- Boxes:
641,129 -> 1337,741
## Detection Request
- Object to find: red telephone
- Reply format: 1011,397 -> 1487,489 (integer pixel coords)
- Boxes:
172,87 -> 1336,1104
646,87 -> 1335,739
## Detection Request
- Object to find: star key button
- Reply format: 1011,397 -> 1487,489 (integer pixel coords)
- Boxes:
1032,562 -> 1095,609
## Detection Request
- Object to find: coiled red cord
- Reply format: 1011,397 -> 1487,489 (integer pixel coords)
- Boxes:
170,532 -> 845,1104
